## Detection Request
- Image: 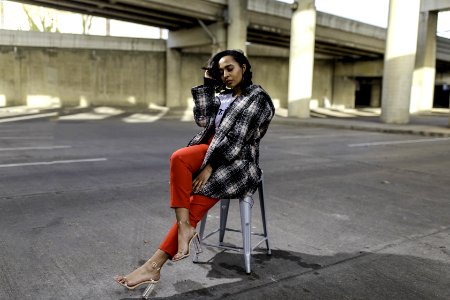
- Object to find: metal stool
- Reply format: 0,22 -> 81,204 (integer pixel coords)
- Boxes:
193,175 -> 271,274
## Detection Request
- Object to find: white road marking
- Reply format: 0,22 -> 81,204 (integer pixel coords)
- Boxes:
280,132 -> 377,139
0,136 -> 53,140
0,145 -> 71,151
0,158 -> 107,168
349,137 -> 450,147
0,112 -> 58,123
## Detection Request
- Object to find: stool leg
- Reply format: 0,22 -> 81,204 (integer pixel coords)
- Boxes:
219,199 -> 230,244
240,196 -> 253,274
258,180 -> 271,255
199,214 -> 207,241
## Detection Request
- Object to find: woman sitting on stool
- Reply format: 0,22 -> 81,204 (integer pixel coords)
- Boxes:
114,49 -> 275,297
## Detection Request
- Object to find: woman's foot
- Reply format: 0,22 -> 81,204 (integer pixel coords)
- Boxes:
114,261 -> 161,290
172,220 -> 197,261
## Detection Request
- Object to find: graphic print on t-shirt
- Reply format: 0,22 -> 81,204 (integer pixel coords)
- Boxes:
215,93 -> 235,131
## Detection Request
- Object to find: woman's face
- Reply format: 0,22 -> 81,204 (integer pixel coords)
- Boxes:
218,55 -> 246,89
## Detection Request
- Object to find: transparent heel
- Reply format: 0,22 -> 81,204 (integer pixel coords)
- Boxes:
191,234 -> 202,262
142,282 -> 156,299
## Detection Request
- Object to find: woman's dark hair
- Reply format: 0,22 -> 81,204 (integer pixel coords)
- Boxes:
203,49 -> 253,90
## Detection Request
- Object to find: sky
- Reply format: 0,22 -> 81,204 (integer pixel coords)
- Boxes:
281,0 -> 450,38
0,0 -> 449,39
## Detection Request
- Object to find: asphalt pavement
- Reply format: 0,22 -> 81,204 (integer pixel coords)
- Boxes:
0,107 -> 450,300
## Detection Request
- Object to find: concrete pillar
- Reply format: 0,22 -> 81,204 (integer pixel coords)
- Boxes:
288,0 -> 316,118
370,80 -> 382,107
166,47 -> 181,107
410,11 -> 437,113
212,21 -> 227,53
381,0 -> 421,124
227,0 -> 248,52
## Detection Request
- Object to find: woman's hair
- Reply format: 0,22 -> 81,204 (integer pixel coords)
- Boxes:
203,49 -> 253,90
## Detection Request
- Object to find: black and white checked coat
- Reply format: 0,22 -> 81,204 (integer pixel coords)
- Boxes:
188,84 -> 275,199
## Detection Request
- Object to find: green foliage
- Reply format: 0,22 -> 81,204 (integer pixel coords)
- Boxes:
82,15 -> 93,34
22,4 -> 59,33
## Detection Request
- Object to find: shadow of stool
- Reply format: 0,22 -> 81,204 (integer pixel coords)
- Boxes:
192,175 -> 271,274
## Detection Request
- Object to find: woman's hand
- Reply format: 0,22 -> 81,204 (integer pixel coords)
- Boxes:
204,69 -> 212,79
193,164 -> 213,193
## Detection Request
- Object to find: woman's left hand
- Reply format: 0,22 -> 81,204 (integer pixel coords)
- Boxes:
193,164 -> 213,193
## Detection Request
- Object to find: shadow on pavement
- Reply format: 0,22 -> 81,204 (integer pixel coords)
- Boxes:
118,248 -> 450,299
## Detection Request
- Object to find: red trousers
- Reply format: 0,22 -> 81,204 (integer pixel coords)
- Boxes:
159,142 -> 218,257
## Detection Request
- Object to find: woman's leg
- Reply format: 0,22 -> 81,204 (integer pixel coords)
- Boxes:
115,196 -> 218,286
169,144 -> 213,260
115,144 -> 216,286
160,195 -> 219,257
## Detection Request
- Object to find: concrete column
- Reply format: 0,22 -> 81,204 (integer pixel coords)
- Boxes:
288,0 -> 316,118
381,0 -> 421,124
211,21 -> 227,54
370,80 -> 382,107
165,47 -> 181,107
227,0 -> 248,52
410,11 -> 437,113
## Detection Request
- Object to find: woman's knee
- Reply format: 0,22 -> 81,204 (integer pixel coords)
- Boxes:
170,148 -> 186,167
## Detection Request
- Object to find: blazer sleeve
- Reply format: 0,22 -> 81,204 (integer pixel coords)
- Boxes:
208,92 -> 274,168
191,84 -> 217,128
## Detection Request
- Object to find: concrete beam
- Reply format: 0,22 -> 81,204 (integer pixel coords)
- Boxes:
0,29 -> 166,51
421,0 -> 450,12
167,22 -> 226,49
315,26 -> 385,54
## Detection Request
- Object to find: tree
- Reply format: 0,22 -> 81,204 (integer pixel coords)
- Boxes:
82,15 -> 93,34
22,4 -> 59,33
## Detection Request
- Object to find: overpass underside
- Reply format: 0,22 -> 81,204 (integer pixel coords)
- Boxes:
5,0 -> 450,125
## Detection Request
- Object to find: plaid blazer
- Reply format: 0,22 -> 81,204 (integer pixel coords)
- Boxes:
188,84 -> 275,199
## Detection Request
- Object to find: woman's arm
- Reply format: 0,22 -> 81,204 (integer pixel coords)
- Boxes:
191,73 -> 219,128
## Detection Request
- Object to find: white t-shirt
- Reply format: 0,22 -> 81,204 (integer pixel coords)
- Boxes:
215,93 -> 235,131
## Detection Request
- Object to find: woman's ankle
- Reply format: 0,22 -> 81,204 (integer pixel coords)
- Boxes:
143,261 -> 161,273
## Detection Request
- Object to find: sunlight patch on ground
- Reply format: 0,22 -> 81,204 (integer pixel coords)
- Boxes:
59,106 -> 124,120
0,106 -> 40,117
122,103 -> 169,123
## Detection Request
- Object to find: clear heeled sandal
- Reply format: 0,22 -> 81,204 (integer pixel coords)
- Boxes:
115,261 -> 160,299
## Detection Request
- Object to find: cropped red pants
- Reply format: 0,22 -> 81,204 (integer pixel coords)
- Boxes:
159,140 -> 218,257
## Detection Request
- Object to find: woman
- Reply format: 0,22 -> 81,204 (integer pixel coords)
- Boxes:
114,49 -> 275,297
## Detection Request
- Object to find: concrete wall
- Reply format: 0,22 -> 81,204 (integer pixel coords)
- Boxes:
251,56 -> 289,108
331,59 -> 384,108
180,52 -> 211,107
0,30 -> 167,108
0,47 -> 166,107
312,60 -> 333,108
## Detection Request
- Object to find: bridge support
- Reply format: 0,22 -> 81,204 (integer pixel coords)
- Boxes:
227,0 -> 248,52
381,0 -> 421,124
288,0 -> 316,118
410,11 -> 438,113
166,47 -> 182,107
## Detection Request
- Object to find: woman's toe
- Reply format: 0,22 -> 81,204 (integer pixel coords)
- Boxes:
114,275 -> 126,284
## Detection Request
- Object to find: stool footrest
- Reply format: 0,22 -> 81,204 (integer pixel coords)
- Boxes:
201,227 -> 269,252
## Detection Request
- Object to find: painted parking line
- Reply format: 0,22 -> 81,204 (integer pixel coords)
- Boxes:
0,158 -> 107,168
348,137 -> 450,147
0,145 -> 71,151
0,112 -> 58,123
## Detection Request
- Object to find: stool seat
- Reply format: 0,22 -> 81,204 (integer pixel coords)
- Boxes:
193,175 -> 271,274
